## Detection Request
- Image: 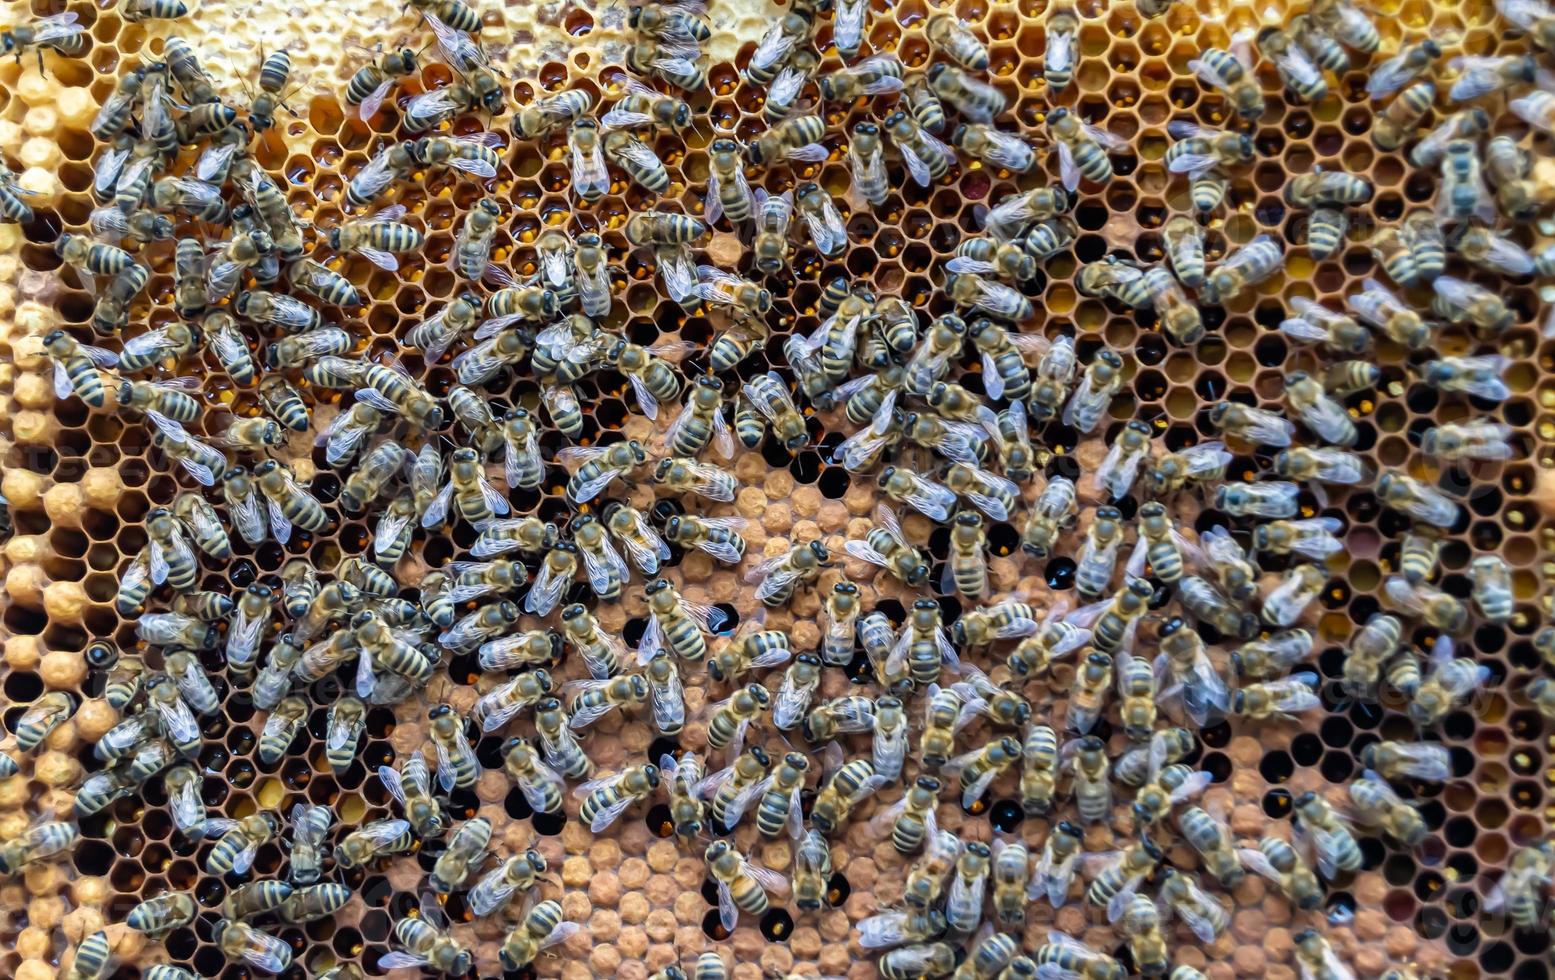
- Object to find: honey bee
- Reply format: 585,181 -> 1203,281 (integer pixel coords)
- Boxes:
1402,635 -> 1486,725
495,738 -> 564,818
577,763 -> 661,832
45,330 -> 119,408
811,757 -> 887,836
696,137 -> 755,226
1203,233 -> 1284,305
767,653 -> 821,732
653,456 -> 739,502
840,122 -> 891,207
1092,419 -> 1153,499
1189,38 -> 1265,120
603,76 -> 692,132
554,440 -> 646,505
509,84 -> 593,139
609,335 -> 691,421
755,752 -> 809,840
1468,554 -> 1513,623
380,902 -> 472,975
343,44 -> 418,120
1484,842 -> 1555,930
706,682 -> 771,755
745,9 -> 815,85
625,209 -> 709,245
1432,275 -> 1515,335
747,113 -> 829,167
895,829 -> 962,911
1156,867 -> 1234,941
1438,139 -> 1496,222
603,127 -> 669,194
844,503 -> 930,587
706,839 -> 789,930
1363,36 -> 1443,98
1279,295 -> 1372,353
1021,475 -> 1077,559
1231,670 -> 1324,720
1225,628 -> 1312,684
1292,791 -> 1362,880
468,849 -> 547,918
1348,770 -> 1427,846
884,108 -> 957,187
801,695 -> 878,745
430,816 -> 491,894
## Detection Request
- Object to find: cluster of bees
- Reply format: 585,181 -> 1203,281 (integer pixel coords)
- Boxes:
1,0 -> 1552,976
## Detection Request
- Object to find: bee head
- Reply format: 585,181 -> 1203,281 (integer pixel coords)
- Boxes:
807,541 -> 830,562
925,62 -> 947,82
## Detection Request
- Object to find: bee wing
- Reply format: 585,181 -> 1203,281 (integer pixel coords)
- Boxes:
616,371 -> 662,420
424,11 -> 486,70
476,472 -> 512,520
896,138 -> 934,187
744,859 -> 790,896
570,136 -> 611,198
1055,140 -> 1082,192
1446,56 -> 1509,101
981,129 -> 1035,170
963,488 -> 1012,523
89,205 -> 129,241
94,144 -> 130,197
419,482 -> 455,531
523,556 -> 572,618
1105,870 -> 1149,923
650,669 -> 686,734
579,538 -> 626,594
613,137 -> 664,174
769,65 -> 809,110
170,774 -> 204,830
1047,26 -> 1074,71
407,87 -> 464,124
1271,42 -> 1325,89
750,20 -> 799,72
378,951 -> 432,969
1366,52 -> 1422,97
601,104 -> 656,129
800,201 -> 845,255
1170,878 -> 1231,942
617,527 -> 667,577
893,473 -> 953,523
843,538 -> 892,570
835,0 -> 867,51
123,326 -> 174,362
586,790 -> 639,833
1187,56 -> 1236,91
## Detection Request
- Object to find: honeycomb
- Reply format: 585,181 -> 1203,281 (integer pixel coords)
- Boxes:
0,0 -> 1548,977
